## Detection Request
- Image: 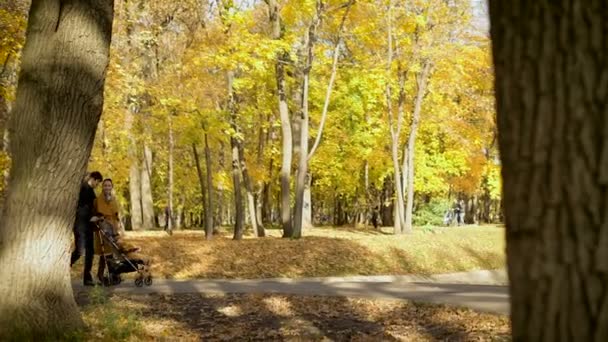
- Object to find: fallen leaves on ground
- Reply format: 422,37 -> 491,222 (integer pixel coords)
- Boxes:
78,292 -> 511,341
72,226 -> 505,280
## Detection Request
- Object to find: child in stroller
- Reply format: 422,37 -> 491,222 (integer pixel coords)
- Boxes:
95,219 -> 152,287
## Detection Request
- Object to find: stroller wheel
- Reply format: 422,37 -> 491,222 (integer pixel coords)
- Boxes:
144,276 -> 152,286
135,277 -> 144,287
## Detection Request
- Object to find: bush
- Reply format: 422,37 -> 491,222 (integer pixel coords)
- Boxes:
413,198 -> 451,226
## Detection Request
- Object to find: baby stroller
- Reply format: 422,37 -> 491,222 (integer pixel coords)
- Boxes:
95,220 -> 153,287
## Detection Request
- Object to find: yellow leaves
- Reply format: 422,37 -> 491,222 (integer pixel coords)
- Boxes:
0,151 -> 10,193
0,7 -> 26,62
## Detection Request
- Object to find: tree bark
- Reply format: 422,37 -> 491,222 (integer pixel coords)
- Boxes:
0,0 -> 113,337
203,132 -> 214,238
388,67 -> 407,234
293,0 -> 321,239
238,141 -> 265,237
128,158 -> 143,230
385,0 -> 406,234
227,71 -> 244,240
167,115 -> 174,232
403,61 -> 431,233
268,0 -> 293,237
490,1 -> 608,340
192,143 -> 207,227
381,176 -> 394,227
140,143 -> 155,229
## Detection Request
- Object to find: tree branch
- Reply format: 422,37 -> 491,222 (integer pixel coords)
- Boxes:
308,0 -> 354,161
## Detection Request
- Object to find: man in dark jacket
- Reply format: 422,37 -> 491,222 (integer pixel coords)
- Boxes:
70,171 -> 103,286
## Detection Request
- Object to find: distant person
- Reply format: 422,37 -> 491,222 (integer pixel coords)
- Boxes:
454,201 -> 463,226
371,206 -> 379,229
70,171 -> 103,286
443,209 -> 453,226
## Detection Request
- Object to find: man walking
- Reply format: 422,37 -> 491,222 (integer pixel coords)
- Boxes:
70,171 -> 103,286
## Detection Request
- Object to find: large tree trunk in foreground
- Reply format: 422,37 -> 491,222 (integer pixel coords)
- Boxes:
0,0 -> 113,337
490,1 -> 608,340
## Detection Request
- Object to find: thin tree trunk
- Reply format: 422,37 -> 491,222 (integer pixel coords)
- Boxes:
401,142 -> 408,197
141,143 -> 155,229
278,57 -> 293,238
216,140 -> 225,228
293,1 -> 321,239
227,71 -> 244,240
167,115 -> 174,233
129,155 -> 143,230
0,0 -> 113,337
268,0 -> 293,237
403,61 -> 431,233
238,142 -> 265,237
385,0 -> 406,234
490,1 -> 608,340
230,139 -> 244,239
306,0 -> 353,160
254,114 -> 267,232
192,143 -> 207,227
203,132 -> 214,238
388,67 -> 407,234
176,193 -> 184,230
303,174 -> 312,228
294,0 -> 353,237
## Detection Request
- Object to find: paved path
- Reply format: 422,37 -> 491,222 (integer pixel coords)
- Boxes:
74,270 -> 509,315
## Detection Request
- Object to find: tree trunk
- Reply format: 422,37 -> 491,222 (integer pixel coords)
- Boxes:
403,61 -> 431,233
262,157 -> 273,224
293,1 -> 320,239
140,143 -> 155,229
268,0 -> 293,238
230,138 -> 244,239
490,1 -> 608,340
192,143 -> 206,210
192,143 -> 207,227
303,174 -> 312,228
364,159 -> 370,227
167,115 -> 174,233
0,0 -> 113,337
176,193 -> 184,230
203,132 -> 214,238
381,176 -> 394,227
227,71 -> 244,240
385,0 -> 406,234
389,68 -> 407,234
238,142 -> 265,237
129,160 -> 143,230
125,102 -> 143,230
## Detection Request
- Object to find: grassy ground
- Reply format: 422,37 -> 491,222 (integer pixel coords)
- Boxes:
77,288 -> 510,341
72,225 -> 505,280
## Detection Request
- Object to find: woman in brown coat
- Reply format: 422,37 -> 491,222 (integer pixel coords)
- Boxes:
91,178 -> 122,283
